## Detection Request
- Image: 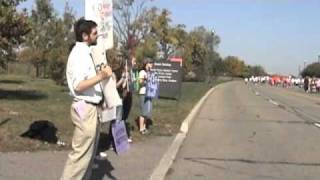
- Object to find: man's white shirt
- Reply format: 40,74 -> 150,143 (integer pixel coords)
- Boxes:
66,42 -> 103,104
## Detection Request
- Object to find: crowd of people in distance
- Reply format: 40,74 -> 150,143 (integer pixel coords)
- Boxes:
244,75 -> 320,93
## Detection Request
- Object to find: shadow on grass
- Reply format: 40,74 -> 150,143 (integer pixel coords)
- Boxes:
0,118 -> 11,127
158,96 -> 180,101
0,89 -> 47,100
20,120 -> 58,144
0,80 -> 25,84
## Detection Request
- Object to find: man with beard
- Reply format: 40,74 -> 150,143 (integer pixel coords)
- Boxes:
61,18 -> 113,180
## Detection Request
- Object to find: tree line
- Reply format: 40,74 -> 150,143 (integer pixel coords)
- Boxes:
301,62 -> 320,78
1,0 -> 267,85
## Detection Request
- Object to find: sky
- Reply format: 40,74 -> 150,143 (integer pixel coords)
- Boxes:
19,0 -> 320,75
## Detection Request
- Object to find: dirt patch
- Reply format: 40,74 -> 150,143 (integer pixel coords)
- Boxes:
0,106 -> 8,112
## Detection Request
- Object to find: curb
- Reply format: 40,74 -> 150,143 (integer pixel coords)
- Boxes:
148,86 -> 217,180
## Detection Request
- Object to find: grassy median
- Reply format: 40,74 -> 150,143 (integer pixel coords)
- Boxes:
0,74 -> 225,152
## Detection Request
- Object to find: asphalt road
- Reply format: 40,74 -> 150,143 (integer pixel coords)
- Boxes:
0,135 -> 173,180
166,81 -> 320,180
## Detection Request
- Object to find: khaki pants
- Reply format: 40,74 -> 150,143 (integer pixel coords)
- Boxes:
61,102 -> 100,180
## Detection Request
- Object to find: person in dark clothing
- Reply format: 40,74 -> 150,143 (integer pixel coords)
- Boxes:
114,57 -> 136,142
304,77 -> 309,92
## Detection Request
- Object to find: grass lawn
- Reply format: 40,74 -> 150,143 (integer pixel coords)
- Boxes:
0,74 -> 226,152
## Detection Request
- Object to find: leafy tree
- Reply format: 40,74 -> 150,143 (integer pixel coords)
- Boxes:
126,7 -> 187,62
19,1 -> 75,84
223,56 -> 246,77
113,0 -> 153,60
23,0 -> 56,77
209,52 -> 224,76
135,36 -> 158,62
113,1 -> 223,81
242,65 -> 267,77
301,62 -> 320,77
249,65 -> 267,76
47,2 -> 75,84
184,28 -> 207,77
0,0 -> 30,71
181,26 -> 221,81
149,8 -> 178,60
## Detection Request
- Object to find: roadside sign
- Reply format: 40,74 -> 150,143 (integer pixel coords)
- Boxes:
152,61 -> 182,99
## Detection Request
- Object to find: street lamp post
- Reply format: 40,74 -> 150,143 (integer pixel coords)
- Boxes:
210,29 -> 215,52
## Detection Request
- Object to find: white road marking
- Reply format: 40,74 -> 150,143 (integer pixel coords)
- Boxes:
314,123 -> 320,128
268,99 -> 279,106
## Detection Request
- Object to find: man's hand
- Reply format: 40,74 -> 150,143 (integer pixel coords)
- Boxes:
99,65 -> 113,80
75,65 -> 112,93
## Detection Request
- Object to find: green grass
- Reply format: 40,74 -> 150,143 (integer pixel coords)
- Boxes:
0,74 -> 226,152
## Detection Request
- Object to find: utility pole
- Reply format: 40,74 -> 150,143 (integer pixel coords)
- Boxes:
210,29 -> 215,52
